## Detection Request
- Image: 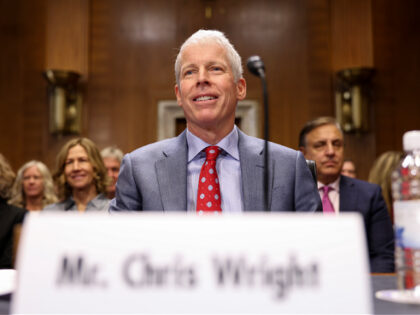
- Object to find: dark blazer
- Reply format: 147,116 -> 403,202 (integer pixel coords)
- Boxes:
0,198 -> 27,269
110,129 -> 322,212
340,175 -> 395,273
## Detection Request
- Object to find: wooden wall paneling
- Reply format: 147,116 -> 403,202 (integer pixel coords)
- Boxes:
305,0 -> 334,140
0,0 -> 23,169
330,0 -> 374,70
371,0 -> 398,155
329,0 -> 376,180
21,1 -> 48,167
0,0 -> 47,171
45,0 -> 90,74
175,0 -> 209,45
372,0 -> 420,154
88,0 -> 180,154
86,0 -> 115,150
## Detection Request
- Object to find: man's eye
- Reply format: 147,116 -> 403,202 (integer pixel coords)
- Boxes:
184,70 -> 194,76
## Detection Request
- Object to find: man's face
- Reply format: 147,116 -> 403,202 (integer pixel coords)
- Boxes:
175,42 -> 246,136
103,157 -> 120,195
301,124 -> 344,184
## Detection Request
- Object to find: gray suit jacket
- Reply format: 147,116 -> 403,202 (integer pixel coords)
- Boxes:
109,129 -> 322,212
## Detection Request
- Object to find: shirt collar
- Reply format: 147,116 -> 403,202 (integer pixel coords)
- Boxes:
89,193 -> 108,208
317,176 -> 340,192
186,125 -> 239,162
63,193 -> 107,210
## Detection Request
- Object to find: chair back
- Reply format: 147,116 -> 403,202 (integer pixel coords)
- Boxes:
306,159 -> 317,183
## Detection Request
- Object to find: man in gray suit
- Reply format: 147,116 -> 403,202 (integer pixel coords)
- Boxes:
109,29 -> 321,212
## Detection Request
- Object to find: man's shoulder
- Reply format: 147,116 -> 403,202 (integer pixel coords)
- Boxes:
341,175 -> 381,193
127,132 -> 187,161
238,130 -> 299,157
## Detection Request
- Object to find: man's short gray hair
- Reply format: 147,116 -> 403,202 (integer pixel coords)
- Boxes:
174,29 -> 243,86
101,146 -> 124,163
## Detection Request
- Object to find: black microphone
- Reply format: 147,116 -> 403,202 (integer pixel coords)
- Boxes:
247,55 -> 266,78
247,55 -> 270,212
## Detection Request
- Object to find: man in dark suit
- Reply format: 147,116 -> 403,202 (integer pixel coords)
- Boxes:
298,117 -> 394,273
110,29 -> 321,212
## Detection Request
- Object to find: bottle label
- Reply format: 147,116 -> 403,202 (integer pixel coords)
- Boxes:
394,200 -> 420,248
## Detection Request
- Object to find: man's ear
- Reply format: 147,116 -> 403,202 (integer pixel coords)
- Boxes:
299,146 -> 306,156
175,85 -> 182,107
236,78 -> 246,100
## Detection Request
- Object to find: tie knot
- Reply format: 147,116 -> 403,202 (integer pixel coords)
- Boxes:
322,186 -> 332,194
205,146 -> 220,161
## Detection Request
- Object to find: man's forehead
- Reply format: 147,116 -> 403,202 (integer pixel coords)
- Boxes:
180,43 -> 228,65
104,157 -> 120,165
307,124 -> 343,141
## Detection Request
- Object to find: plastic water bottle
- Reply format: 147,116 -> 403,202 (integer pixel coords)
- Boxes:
392,130 -> 420,292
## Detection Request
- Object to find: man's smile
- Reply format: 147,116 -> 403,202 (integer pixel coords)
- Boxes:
193,95 -> 218,102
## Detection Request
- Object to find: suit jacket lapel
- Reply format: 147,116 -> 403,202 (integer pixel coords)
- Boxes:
340,175 -> 356,212
155,131 -> 188,211
238,130 -> 267,211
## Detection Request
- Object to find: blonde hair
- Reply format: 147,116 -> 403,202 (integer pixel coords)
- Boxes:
0,154 -> 16,200
9,160 -> 58,208
368,151 -> 404,220
53,138 -> 109,201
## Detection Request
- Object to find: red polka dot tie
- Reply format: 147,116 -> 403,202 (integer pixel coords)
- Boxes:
196,146 -> 222,212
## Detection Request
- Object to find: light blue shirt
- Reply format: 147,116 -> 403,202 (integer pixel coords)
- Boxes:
186,126 -> 243,212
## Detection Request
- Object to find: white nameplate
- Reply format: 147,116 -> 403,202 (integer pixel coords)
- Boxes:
12,212 -> 372,314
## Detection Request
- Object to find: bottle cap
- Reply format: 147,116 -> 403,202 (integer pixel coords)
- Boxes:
403,130 -> 420,151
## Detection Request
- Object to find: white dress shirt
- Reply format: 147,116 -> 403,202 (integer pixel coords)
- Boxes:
317,177 -> 341,213
186,126 -> 243,212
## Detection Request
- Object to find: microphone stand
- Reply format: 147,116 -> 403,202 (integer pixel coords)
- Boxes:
260,71 -> 269,212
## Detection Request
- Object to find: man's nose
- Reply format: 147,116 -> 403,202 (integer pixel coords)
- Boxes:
325,143 -> 335,155
196,69 -> 209,85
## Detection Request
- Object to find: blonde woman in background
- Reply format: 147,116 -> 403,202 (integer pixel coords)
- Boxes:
9,160 -> 57,211
44,138 -> 110,212
368,151 -> 404,223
